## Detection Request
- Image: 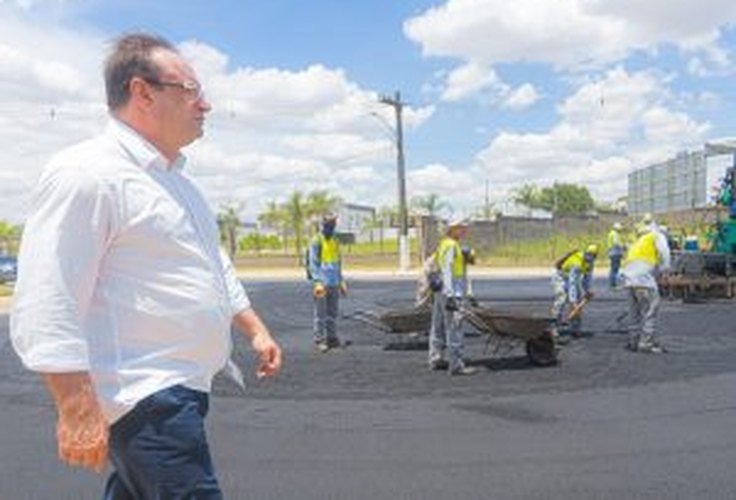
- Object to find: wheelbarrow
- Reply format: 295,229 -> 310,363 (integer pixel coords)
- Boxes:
459,305 -> 558,366
347,303 -> 432,349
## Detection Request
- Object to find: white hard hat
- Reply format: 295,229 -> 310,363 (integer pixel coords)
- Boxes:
613,222 -> 623,230
447,217 -> 469,228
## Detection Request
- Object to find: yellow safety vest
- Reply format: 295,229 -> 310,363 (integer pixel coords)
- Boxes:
318,234 -> 340,264
436,236 -> 464,278
624,232 -> 658,266
561,251 -> 591,275
607,229 -> 622,248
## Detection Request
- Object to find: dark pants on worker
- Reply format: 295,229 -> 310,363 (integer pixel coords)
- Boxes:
103,385 -> 222,500
609,254 -> 622,288
313,285 -> 340,346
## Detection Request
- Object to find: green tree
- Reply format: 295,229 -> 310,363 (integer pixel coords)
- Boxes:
0,220 -> 21,255
410,193 -> 452,217
511,184 -> 543,209
512,183 -> 596,215
258,200 -> 288,254
217,203 -> 243,259
285,191 -> 307,262
538,183 -> 596,215
304,190 -> 341,232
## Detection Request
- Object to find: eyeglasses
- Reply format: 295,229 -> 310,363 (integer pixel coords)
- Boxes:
146,79 -> 205,102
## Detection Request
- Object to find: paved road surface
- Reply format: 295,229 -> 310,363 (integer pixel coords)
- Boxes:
2,277 -> 736,499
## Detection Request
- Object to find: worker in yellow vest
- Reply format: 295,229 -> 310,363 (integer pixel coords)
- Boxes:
621,224 -> 671,353
428,219 -> 477,375
607,222 -> 625,288
308,213 -> 347,353
551,244 -> 598,339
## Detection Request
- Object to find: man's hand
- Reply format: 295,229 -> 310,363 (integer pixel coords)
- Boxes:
339,281 -> 348,296
251,331 -> 283,379
233,309 -> 283,379
43,373 -> 108,473
313,283 -> 327,298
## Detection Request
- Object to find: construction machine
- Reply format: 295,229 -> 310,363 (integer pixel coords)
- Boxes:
662,145 -> 736,299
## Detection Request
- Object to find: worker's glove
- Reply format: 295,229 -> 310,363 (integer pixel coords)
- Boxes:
467,296 -> 479,307
339,281 -> 348,296
428,272 -> 443,293
313,283 -> 327,298
445,296 -> 459,312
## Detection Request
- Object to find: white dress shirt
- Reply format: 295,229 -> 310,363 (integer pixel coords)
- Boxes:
11,119 -> 250,423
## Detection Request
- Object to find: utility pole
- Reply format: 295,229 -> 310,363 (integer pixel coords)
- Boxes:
379,91 -> 410,272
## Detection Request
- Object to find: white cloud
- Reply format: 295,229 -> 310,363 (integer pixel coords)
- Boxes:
407,163 -> 481,217
405,0 -> 736,105
405,0 -> 736,70
472,67 -> 710,205
0,15 -> 435,223
502,83 -> 539,110
440,61 -> 502,101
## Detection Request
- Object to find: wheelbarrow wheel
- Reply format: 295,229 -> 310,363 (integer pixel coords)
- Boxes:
525,332 -> 557,366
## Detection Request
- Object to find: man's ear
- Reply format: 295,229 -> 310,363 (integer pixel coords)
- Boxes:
128,76 -> 156,109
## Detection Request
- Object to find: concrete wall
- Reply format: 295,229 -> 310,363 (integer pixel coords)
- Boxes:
467,213 -> 625,253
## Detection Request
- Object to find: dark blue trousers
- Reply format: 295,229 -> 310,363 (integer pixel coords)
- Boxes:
609,255 -> 622,287
103,385 -> 223,499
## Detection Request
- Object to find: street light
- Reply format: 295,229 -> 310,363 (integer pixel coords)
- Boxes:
378,91 -> 410,273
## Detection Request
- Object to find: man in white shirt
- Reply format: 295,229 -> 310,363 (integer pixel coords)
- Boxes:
10,32 -> 282,499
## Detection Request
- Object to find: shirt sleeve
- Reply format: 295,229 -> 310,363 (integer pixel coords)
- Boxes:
308,238 -> 323,284
655,232 -> 672,271
10,162 -> 112,372
218,247 -> 251,316
441,246 -> 456,297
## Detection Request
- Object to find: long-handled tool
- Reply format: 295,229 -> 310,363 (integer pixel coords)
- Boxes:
566,291 -> 594,322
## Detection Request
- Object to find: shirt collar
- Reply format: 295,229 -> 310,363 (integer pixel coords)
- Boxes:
106,117 -> 186,171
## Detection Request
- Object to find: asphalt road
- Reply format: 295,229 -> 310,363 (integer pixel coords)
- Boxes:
2,276 -> 736,499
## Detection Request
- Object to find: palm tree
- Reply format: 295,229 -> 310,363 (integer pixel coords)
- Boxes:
410,193 -> 451,218
305,190 -> 341,232
258,200 -> 289,254
217,203 -> 243,259
284,191 -> 307,262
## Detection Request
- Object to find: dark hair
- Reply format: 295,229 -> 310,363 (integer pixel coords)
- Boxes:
104,33 -> 176,110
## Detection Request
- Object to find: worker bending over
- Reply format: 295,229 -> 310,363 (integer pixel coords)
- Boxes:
551,245 -> 598,339
621,224 -> 671,353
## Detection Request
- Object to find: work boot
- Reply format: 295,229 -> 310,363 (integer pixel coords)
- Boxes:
429,359 -> 449,371
637,340 -> 662,354
550,327 -> 569,346
449,365 -> 478,376
314,342 -> 330,353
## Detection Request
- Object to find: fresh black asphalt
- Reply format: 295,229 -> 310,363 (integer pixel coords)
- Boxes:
2,276 -> 736,499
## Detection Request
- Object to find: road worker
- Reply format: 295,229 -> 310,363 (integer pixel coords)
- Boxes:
428,219 -> 477,375
551,244 -> 598,339
307,213 -> 347,353
621,224 -> 671,353
607,222 -> 625,288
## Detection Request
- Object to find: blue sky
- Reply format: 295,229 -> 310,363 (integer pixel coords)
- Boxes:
2,0 -> 736,223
